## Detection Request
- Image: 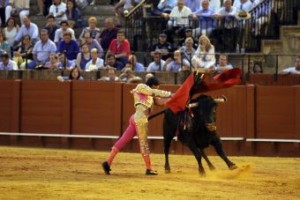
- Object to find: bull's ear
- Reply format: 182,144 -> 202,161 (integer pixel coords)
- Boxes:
214,95 -> 227,103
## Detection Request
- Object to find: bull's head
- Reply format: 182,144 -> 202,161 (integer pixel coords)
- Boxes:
188,95 -> 227,132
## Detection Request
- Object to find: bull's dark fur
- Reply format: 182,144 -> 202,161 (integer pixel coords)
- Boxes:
163,95 -> 237,175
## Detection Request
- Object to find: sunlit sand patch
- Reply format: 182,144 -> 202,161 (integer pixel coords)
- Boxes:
208,164 -> 252,180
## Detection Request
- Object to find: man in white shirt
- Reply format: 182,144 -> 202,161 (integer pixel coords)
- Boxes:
233,0 -> 253,12
49,0 -> 67,23
163,0 -> 192,28
85,48 -> 104,71
54,20 -> 75,44
200,0 -> 220,13
0,52 -> 18,70
280,56 -> 300,75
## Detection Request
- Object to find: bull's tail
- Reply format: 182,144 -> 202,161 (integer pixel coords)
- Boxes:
148,109 -> 168,121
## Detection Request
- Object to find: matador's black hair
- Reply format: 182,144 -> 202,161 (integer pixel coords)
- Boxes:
146,77 -> 159,87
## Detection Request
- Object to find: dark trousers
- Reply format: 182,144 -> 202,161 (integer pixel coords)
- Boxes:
0,8 -> 5,27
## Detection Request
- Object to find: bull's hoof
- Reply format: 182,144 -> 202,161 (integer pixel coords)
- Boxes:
165,169 -> 171,174
199,167 -> 206,176
208,165 -> 216,171
229,164 -> 238,170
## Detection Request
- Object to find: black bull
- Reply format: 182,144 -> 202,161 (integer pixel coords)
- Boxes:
152,95 -> 238,175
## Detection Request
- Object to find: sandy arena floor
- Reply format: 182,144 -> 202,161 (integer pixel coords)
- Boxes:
0,146 -> 299,200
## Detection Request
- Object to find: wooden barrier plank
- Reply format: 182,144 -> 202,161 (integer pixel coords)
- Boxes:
21,80 -> 71,134
71,81 -> 122,136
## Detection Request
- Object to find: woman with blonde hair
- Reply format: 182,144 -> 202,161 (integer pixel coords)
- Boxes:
192,35 -> 216,69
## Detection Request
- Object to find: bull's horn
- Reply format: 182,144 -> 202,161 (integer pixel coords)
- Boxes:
187,102 -> 198,108
214,95 -> 227,103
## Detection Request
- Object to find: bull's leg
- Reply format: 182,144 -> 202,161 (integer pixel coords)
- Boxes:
211,135 -> 238,170
163,135 -> 173,173
201,149 -> 216,170
187,140 -> 206,176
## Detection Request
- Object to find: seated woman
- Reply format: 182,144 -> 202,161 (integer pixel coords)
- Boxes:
192,35 -> 216,69
76,43 -> 91,70
44,53 -> 60,70
163,50 -> 190,72
57,67 -> 83,81
66,0 -> 82,28
0,31 -> 10,56
13,35 -> 34,69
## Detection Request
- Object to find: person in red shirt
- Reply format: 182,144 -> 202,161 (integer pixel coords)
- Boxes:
107,29 -> 131,70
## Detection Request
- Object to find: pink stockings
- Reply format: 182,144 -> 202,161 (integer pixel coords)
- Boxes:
105,115 -> 152,170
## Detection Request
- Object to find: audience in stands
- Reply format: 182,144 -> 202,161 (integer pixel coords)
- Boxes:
57,31 -> 79,60
178,37 -> 196,65
0,0 -> 8,27
0,31 -> 10,55
164,49 -> 190,72
151,0 -> 177,16
150,33 -> 173,61
57,52 -> 76,69
49,0 -> 67,24
13,34 -> 34,69
192,35 -> 216,68
44,53 -> 60,69
5,0 -> 30,25
200,0 -> 220,13
233,0 -> 254,12
190,0 -> 216,37
100,17 -> 119,52
119,68 -> 143,83
107,29 -> 131,69
54,20 -> 76,44
57,67 -> 83,81
3,17 -> 18,48
76,43 -> 91,70
125,54 -> 145,72
44,15 -> 59,42
280,56 -> 300,75
104,53 -> 123,70
185,0 -> 200,12
79,16 -> 101,42
14,16 -> 39,46
0,52 -> 18,70
147,49 -> 165,72
178,28 -> 198,48
32,29 -> 57,69
66,0 -> 82,28
82,31 -> 103,57
252,62 -> 263,74
214,54 -> 233,73
252,0 -> 272,36
85,48 -> 104,71
98,67 -> 120,81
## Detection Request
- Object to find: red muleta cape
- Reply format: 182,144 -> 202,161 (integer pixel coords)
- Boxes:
166,68 -> 242,113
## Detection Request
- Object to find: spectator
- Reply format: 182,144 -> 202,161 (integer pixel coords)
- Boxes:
252,62 -> 263,74
200,0 -> 220,13
100,17 -> 119,52
214,54 -> 233,74
3,17 -> 19,48
213,0 -> 239,52
44,53 -> 60,69
190,0 -> 216,37
44,15 -> 59,42
32,29 -> 57,68
66,0 -> 81,28
54,20 -> 76,44
0,52 -> 18,70
37,0 -> 52,16
252,0 -> 272,36
185,0 -> 200,12
76,43 -> 91,70
107,29 -> 131,69
144,73 -> 154,82
57,67 -> 83,81
146,49 -> 165,72
49,0 -> 67,24
57,31 -> 79,61
150,33 -> 173,61
0,31 -> 10,56
98,67 -> 120,81
104,53 -> 123,70
79,16 -> 101,42
126,54 -> 145,72
85,48 -> 104,71
119,68 -> 142,83
5,0 -> 30,25
164,50 -> 190,72
280,56 -> 300,75
57,52 -> 76,69
178,28 -> 198,49
151,0 -> 177,16
178,37 -> 196,65
14,16 -> 39,46
0,0 -> 8,27
192,34 -> 216,68
83,32 -> 103,58
233,0 -> 253,12
114,0 -> 136,20
13,34 -> 34,69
